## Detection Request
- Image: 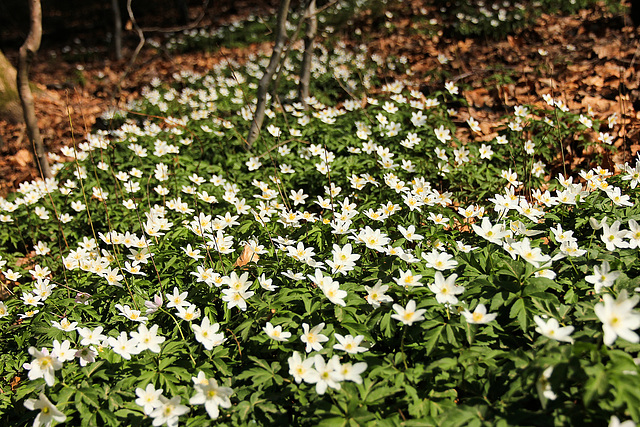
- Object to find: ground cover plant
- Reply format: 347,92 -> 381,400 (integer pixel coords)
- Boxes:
1,2 -> 640,427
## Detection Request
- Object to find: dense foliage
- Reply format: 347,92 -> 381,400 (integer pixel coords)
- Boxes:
1,3 -> 639,427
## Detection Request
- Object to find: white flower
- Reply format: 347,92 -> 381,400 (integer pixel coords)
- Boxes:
472,217 -> 508,245
288,351 -> 318,384
130,324 -> 166,353
364,280 -> 394,308
51,340 -> 75,362
23,347 -> 62,386
149,395 -> 189,427
445,81 -> 459,95
192,317 -> 226,350
107,332 -> 141,360
333,334 -> 368,354
398,224 -> 424,241
300,322 -> 329,353
595,290 -> 640,346
165,287 -> 189,309
461,304 -> 497,324
585,261 -> 620,294
394,269 -> 423,288
421,249 -> 458,271
258,274 -> 277,291
135,383 -> 164,415
175,304 -> 201,322
338,361 -> 368,384
391,300 -> 426,326
50,317 -> 78,332
145,294 -> 164,314
189,378 -> 233,420
0,301 -> 8,317
77,326 -> 107,346
24,393 -> 66,426
320,280 -> 347,306
536,366 -> 557,405
533,315 -> 574,343
511,238 -> 551,268
114,304 -> 148,323
354,226 -> 390,252
263,322 -> 291,342
601,220 -> 630,251
609,416 -> 637,427
428,272 -> 464,305
312,354 -> 343,395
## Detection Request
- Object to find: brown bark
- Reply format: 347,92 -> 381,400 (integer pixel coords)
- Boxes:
17,0 -> 53,179
246,0 -> 292,148
112,0 -> 123,60
298,0 -> 317,110
0,50 -> 24,124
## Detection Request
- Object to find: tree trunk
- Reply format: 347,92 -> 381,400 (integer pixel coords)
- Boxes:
0,50 -> 24,124
112,0 -> 123,60
18,0 -> 53,179
246,0 -> 291,148
632,0 -> 640,26
298,0 -> 317,110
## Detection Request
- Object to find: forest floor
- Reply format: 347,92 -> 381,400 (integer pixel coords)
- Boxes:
0,0 -> 639,196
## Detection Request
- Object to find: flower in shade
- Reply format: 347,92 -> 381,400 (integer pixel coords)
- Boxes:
533,315 -> 574,343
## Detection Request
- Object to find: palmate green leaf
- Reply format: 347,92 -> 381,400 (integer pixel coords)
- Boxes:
157,372 -> 181,396
158,356 -> 178,371
317,416 -> 349,427
75,401 -> 97,425
612,377 -> 640,422
235,367 -> 278,388
164,366 -> 192,382
56,385 -> 75,406
509,298 -> 529,332
76,386 -> 101,408
81,360 -> 108,379
583,364 -> 608,407
524,277 -> 562,293
357,378 -> 399,405
98,408 -> 120,426
424,325 -> 445,356
439,405 -> 484,427
379,311 -> 395,338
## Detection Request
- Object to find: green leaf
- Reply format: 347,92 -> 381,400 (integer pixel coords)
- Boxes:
584,366 -> 608,407
77,386 -> 101,408
509,298 -> 528,332
425,325 -> 445,355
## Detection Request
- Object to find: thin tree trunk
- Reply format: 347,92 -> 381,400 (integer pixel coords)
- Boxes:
298,0 -> 317,110
18,0 -> 52,179
0,50 -> 23,124
246,0 -> 291,148
112,0 -> 123,60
